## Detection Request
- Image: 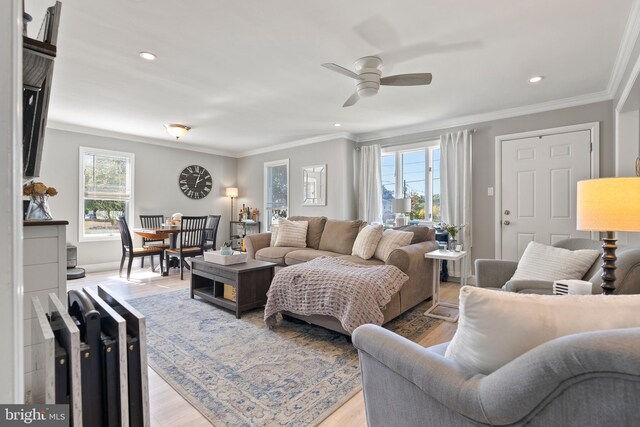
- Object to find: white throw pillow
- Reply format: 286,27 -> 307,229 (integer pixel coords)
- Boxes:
374,229 -> 414,262
274,219 -> 308,248
510,241 -> 599,282
444,286 -> 640,375
352,224 -> 384,259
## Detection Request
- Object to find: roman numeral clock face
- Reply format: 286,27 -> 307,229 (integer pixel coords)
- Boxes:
179,165 -> 212,199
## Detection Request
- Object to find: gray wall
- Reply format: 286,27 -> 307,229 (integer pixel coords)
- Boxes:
359,100 -> 615,265
38,129 -> 237,267
236,138 -> 357,223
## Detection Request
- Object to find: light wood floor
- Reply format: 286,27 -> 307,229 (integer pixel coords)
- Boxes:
68,264 -> 460,427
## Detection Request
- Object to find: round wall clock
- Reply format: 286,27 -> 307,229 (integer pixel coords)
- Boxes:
178,165 -> 212,199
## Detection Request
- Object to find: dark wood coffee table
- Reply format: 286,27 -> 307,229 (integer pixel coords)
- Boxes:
190,258 -> 276,318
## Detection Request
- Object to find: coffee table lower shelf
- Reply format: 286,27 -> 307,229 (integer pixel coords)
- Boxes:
192,287 -> 237,312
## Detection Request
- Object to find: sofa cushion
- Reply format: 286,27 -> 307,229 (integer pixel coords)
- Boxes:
256,247 -> 309,265
288,216 -> 327,249
338,255 -> 385,266
318,219 -> 363,255
511,241 -> 599,282
274,219 -> 308,248
374,229 -> 414,262
393,225 -> 433,244
285,249 -> 341,265
445,286 -> 640,375
352,224 -> 384,259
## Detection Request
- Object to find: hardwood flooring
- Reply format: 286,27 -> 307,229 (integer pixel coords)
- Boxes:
68,264 -> 460,427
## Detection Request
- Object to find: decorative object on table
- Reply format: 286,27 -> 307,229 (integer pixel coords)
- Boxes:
220,241 -> 233,255
225,187 -> 238,220
164,123 -> 191,140
178,165 -> 211,199
439,223 -> 466,251
23,180 -> 57,220
203,250 -> 248,265
576,177 -> 640,294
170,212 -> 183,225
302,164 -> 327,206
251,208 -> 259,222
239,204 -> 254,221
392,198 -> 411,227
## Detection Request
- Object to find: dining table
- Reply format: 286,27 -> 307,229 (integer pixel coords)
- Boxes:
133,226 -> 181,275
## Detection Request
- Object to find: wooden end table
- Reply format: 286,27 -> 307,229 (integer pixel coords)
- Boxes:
423,249 -> 468,322
189,258 -> 276,318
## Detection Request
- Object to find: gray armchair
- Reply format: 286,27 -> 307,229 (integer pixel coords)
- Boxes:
353,324 -> 640,427
475,238 -> 640,294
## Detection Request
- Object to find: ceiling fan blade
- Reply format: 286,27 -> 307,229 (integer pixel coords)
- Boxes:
342,92 -> 360,107
380,73 -> 433,86
322,63 -> 361,80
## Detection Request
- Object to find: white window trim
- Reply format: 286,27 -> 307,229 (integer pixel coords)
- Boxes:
78,146 -> 135,242
381,139 -> 439,221
263,158 -> 289,231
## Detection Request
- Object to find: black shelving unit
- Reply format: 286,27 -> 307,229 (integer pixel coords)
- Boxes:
229,221 -> 261,251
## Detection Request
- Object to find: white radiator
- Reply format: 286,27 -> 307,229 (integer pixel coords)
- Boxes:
553,280 -> 593,295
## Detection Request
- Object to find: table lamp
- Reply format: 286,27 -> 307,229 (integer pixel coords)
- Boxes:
392,198 -> 411,227
576,177 -> 640,294
226,187 -> 238,220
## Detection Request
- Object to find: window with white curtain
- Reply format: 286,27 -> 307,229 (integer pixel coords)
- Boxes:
79,147 -> 134,241
264,159 -> 289,230
381,141 -> 440,224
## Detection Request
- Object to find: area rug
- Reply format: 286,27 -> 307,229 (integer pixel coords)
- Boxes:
129,289 -> 441,427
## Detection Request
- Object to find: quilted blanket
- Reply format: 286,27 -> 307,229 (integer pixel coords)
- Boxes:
264,257 -> 409,333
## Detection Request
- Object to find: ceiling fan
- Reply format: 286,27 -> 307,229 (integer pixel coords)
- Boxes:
321,56 -> 432,107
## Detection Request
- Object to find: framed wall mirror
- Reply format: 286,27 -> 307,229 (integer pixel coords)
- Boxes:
302,164 -> 326,206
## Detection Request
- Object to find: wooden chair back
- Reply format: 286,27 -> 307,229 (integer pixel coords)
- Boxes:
205,215 -> 221,250
117,216 -> 134,252
140,215 -> 165,245
179,216 -> 207,249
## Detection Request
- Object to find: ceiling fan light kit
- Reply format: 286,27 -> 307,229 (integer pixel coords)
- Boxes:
321,55 -> 432,107
164,123 -> 191,140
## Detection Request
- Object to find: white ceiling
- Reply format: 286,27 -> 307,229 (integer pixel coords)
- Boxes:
27,0 -> 637,156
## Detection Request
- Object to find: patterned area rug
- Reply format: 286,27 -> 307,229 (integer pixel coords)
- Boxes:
129,289 -> 441,427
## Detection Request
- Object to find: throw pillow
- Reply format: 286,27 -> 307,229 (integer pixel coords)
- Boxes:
393,224 -> 433,244
288,216 -> 328,249
374,229 -> 414,262
270,225 -> 279,246
510,241 -> 599,281
445,286 -> 640,375
352,224 -> 384,259
318,220 -> 363,255
274,219 -> 308,248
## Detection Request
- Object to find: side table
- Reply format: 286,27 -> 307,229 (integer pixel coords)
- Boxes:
424,249 -> 468,322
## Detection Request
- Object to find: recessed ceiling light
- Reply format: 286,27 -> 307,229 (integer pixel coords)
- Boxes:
529,76 -> 544,83
334,123 -> 342,127
139,51 -> 157,61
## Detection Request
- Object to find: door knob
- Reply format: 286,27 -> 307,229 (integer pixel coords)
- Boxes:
503,220 -> 511,226
504,210 -> 510,215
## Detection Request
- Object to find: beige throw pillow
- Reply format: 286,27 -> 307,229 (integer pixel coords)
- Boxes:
374,229 -> 413,262
274,219 -> 308,248
269,225 -> 279,246
445,286 -> 640,375
352,224 -> 384,260
511,241 -> 599,282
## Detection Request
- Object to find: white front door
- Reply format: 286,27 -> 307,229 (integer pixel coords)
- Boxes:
500,130 -> 593,261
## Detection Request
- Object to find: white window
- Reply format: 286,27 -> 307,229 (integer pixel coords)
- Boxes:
381,141 -> 440,225
264,159 -> 289,230
79,147 -> 134,241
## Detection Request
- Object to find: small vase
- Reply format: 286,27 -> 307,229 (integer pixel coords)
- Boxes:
448,238 -> 457,251
25,194 -> 53,220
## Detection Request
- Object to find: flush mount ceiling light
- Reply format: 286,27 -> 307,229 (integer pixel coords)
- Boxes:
139,51 -> 157,61
164,123 -> 191,140
334,123 -> 342,127
528,76 -> 544,83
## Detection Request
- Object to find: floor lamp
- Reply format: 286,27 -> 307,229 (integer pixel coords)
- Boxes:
576,177 -> 640,294
226,187 -> 238,220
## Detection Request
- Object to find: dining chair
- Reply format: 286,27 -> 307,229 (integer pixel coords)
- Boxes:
204,214 -> 221,251
139,214 -> 169,268
164,215 -> 208,280
117,216 -> 164,280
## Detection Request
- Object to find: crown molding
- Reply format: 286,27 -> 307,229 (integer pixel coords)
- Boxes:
607,0 -> 640,97
47,121 -> 237,158
354,90 -> 611,143
236,132 -> 356,157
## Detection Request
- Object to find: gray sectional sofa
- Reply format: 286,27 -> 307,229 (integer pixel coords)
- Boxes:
245,216 -> 439,334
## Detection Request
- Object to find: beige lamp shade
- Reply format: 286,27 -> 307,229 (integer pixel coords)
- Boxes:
392,198 -> 411,214
576,177 -> 640,232
225,187 -> 239,197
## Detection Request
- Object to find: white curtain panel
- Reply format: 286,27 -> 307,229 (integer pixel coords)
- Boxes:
440,130 -> 473,278
358,144 -> 383,224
